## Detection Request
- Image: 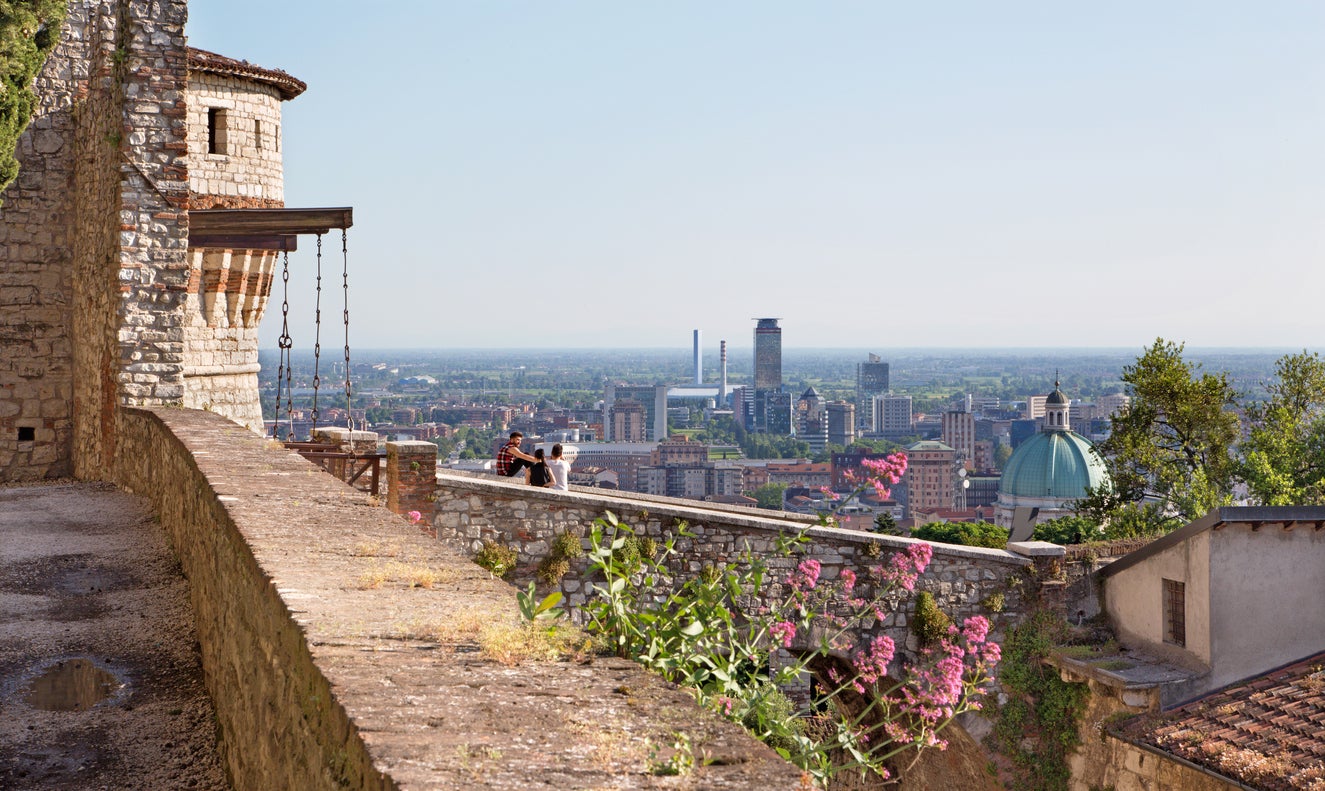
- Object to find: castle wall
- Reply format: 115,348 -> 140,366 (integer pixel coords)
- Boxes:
115,405 -> 804,790
0,4 -> 90,480
187,71 -> 285,209
0,0 -> 190,482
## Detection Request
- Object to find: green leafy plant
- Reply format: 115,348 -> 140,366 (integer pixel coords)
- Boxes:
990,609 -> 1090,791
912,591 -> 952,646
577,510 -> 1000,787
911,520 -> 1009,549
516,582 -> 565,623
0,1 -> 67,200
473,540 -> 517,578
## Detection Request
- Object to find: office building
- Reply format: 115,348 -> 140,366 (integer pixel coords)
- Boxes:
856,354 -> 889,426
826,401 -> 855,448
753,318 -> 782,391
873,394 -> 913,437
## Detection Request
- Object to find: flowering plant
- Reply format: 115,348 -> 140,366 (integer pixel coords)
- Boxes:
580,511 -> 999,787
818,451 -> 908,528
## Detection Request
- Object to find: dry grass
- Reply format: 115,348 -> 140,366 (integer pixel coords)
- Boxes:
354,560 -> 459,590
350,540 -> 402,558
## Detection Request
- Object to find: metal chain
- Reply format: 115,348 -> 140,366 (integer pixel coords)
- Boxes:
276,250 -> 294,440
341,228 -> 353,436
310,233 -> 323,432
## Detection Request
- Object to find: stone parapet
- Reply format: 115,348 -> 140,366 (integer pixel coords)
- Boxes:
115,406 -> 800,790
431,472 -> 1035,656
385,440 -> 436,532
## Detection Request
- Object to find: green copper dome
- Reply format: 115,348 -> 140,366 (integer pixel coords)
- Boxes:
999,430 -> 1108,500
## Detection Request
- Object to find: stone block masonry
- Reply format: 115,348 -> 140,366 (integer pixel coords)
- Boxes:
430,472 -> 1050,658
115,406 -> 802,790
0,0 -> 190,482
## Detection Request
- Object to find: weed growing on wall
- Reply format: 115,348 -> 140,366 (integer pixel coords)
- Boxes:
473,540 -> 517,578
576,511 -> 1000,788
990,609 -> 1089,791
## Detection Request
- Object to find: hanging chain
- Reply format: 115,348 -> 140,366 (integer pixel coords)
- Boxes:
341,228 -> 353,436
310,233 -> 323,432
276,250 -> 294,441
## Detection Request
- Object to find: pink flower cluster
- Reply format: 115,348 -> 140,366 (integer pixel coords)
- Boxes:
407,510 -> 423,524
857,452 -> 908,499
769,621 -> 797,648
889,615 -> 1001,747
874,542 -> 932,593
786,558 -> 822,592
851,635 -> 895,685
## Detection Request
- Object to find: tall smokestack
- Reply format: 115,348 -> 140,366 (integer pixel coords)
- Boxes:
720,340 -> 728,401
693,329 -> 702,385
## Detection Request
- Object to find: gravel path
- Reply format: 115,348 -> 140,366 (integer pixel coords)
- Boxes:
0,481 -> 230,790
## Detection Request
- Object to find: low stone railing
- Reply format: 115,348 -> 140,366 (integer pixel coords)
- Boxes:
114,409 -> 801,790
425,468 -> 1064,655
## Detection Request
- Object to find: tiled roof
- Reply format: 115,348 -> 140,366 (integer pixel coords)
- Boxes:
188,47 -> 307,100
1117,651 -> 1325,790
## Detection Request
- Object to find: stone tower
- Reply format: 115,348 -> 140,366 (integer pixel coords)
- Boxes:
0,0 -> 312,481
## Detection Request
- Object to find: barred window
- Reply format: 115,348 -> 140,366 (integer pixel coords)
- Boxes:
1164,578 -> 1185,647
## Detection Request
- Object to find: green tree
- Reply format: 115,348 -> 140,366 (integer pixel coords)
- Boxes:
911,520 -> 1008,549
1083,339 -> 1240,524
751,483 -> 787,510
873,511 -> 902,535
0,1 -> 65,199
1240,351 -> 1325,505
993,442 -> 1014,470
1030,514 -> 1102,545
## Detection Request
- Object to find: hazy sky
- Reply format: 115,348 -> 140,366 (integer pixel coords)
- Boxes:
185,2 -> 1324,351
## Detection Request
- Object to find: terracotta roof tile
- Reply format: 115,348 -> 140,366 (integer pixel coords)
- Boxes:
1117,651 -> 1325,790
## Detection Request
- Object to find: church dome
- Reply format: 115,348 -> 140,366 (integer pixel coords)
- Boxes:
1046,387 -> 1069,406
999,430 -> 1107,500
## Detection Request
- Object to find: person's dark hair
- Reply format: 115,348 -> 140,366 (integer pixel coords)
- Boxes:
509,431 -> 523,440
534,448 -> 545,461
551,443 -> 563,458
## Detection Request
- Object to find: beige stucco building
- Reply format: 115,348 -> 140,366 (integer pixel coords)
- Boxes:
1098,506 -> 1325,700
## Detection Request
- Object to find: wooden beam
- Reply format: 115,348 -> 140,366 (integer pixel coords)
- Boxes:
189,234 -> 299,251
189,207 -> 353,236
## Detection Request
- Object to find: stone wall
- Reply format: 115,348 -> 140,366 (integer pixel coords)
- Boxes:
0,0 -> 189,482
431,471 -> 1048,656
115,406 -> 802,790
0,2 -> 90,480
180,247 -> 276,431
187,71 -> 285,208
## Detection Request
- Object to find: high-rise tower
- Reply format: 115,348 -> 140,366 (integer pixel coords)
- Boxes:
692,329 -> 702,385
856,353 -> 889,427
753,318 -> 782,391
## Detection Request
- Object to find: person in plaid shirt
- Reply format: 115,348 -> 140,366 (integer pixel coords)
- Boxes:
495,431 -> 539,477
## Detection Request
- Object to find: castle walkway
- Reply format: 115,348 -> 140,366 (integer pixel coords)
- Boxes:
0,481 -> 229,789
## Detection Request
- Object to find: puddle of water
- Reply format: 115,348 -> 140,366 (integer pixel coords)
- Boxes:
23,659 -> 121,711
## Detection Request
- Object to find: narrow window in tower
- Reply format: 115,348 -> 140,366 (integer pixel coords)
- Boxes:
207,108 -> 229,155
254,119 -> 263,150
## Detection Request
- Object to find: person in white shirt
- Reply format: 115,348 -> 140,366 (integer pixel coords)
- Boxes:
547,443 -> 571,491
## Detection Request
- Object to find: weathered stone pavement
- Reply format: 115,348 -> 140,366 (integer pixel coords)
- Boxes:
0,481 -> 229,790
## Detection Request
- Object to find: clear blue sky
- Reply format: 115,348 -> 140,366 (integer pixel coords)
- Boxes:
186,2 -> 1324,350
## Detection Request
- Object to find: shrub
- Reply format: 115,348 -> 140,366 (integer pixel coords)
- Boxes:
576,510 -> 1001,787
473,540 -> 517,578
912,591 -> 952,645
911,520 -> 1009,549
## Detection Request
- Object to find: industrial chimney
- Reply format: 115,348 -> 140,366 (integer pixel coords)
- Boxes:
719,340 -> 728,402
693,329 -> 702,385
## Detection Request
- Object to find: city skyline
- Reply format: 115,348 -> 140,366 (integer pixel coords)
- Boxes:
186,2 -> 1324,350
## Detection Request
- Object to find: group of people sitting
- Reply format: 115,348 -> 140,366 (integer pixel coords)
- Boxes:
495,431 -> 570,490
